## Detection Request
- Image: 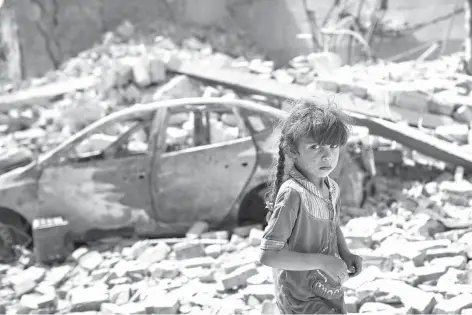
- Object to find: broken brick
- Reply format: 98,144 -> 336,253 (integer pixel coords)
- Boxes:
414,265 -> 447,285
248,228 -> 263,246
150,260 -> 180,279
425,246 -> 467,261
186,221 -> 210,239
180,256 -> 216,269
200,231 -> 229,240
173,241 -> 205,260
149,57 -> 167,84
359,302 -> 396,313
119,302 -> 148,314
204,244 -> 223,258
243,284 -> 274,302
344,295 -> 359,313
430,255 -> 467,270
69,286 -> 109,312
261,300 -> 277,315
137,242 -> 171,265
145,292 -> 180,314
233,224 -> 263,238
78,250 -> 103,271
109,284 -> 131,305
434,293 -> 472,314
90,268 -> 109,281
71,247 -> 89,261
100,303 -> 122,313
217,263 -> 258,291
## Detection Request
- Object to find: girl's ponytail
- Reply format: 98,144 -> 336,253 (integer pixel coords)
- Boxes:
266,137 -> 286,222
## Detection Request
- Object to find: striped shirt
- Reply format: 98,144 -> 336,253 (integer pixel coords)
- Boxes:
260,167 -> 346,314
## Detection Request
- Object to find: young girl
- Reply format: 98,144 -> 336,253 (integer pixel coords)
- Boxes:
259,99 -> 363,314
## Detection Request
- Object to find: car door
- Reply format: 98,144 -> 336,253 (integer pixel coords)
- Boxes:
37,117 -> 156,239
151,105 -> 258,227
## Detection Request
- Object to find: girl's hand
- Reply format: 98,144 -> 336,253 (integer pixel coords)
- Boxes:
322,256 -> 349,283
342,252 -> 363,277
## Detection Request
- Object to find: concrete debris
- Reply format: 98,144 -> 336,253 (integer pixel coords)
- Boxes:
0,189 -> 472,315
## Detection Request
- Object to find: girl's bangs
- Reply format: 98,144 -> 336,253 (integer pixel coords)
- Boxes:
309,115 -> 349,146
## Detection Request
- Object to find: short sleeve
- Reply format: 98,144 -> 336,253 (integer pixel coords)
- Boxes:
260,187 -> 300,251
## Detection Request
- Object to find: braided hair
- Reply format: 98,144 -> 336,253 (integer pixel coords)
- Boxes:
265,98 -> 351,222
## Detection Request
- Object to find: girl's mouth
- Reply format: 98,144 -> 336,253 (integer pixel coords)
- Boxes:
319,166 -> 332,170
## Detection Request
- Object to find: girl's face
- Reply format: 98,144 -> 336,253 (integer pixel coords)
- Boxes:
294,135 -> 340,179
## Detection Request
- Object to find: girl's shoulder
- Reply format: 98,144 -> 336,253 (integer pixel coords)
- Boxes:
279,178 -> 304,194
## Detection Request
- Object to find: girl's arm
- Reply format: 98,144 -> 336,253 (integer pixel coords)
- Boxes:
336,224 -> 351,260
259,246 -> 338,271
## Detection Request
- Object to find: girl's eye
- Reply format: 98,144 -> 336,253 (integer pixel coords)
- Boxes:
310,144 -> 320,149
330,144 -> 339,148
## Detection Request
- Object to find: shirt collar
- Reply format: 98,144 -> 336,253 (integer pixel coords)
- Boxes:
289,166 -> 332,201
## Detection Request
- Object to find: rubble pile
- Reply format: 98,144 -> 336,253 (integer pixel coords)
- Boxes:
1,171 -> 472,314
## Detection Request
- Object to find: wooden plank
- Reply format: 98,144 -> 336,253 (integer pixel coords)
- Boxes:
0,76 -> 97,111
167,59 -> 396,120
350,113 -> 472,171
168,59 -> 472,170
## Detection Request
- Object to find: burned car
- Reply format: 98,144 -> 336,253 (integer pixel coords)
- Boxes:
0,97 -> 287,252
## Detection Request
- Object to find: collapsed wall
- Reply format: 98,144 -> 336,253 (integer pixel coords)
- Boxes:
1,0 -> 313,80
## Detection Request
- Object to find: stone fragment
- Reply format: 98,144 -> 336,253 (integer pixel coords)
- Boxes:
356,279 -> 436,313
19,292 -> 57,311
71,247 -> 89,261
127,56 -> 151,88
186,221 -> 210,239
359,302 -> 396,313
120,302 -> 148,314
217,263 -> 258,291
414,265 -> 447,285
109,285 -> 131,305
145,291 -> 180,314
100,303 -> 122,313
69,286 -> 109,312
248,228 -> 263,246
424,246 -> 467,261
137,242 -> 171,265
128,240 -> 151,259
10,266 -> 46,296
430,255 -> 467,270
149,57 -> 167,84
221,258 -> 255,274
434,294 -> 472,314
261,300 -> 277,314
173,241 -> 205,260
343,266 -> 381,291
243,284 -> 274,302
90,268 -> 109,281
78,250 -> 103,270
344,295 -> 359,313
204,244 -> 223,258
150,260 -> 180,279
233,224 -> 263,238
180,256 -> 216,269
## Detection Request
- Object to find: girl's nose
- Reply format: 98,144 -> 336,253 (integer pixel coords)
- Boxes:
321,147 -> 332,161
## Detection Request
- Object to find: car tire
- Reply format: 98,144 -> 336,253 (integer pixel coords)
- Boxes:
0,212 -> 31,262
239,187 -> 269,227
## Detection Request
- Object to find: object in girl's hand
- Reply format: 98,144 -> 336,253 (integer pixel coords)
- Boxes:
309,269 -> 347,300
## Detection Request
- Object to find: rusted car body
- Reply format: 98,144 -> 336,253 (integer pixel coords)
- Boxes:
0,98 -> 286,244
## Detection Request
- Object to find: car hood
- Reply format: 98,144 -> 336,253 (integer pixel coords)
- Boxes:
0,162 -> 37,188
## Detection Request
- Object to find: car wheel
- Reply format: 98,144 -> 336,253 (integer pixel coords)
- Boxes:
0,213 -> 31,262
239,187 -> 269,227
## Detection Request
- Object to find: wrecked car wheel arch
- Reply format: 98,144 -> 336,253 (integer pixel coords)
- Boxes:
0,207 -> 32,252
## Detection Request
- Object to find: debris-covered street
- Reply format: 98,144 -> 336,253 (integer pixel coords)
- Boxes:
2,0 -> 472,314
